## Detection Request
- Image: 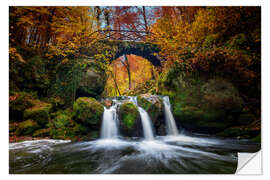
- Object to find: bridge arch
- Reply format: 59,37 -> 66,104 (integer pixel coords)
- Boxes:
102,40 -> 162,66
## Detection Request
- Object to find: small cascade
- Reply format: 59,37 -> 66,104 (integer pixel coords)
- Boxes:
128,96 -> 155,140
163,96 -> 179,135
138,107 -> 155,140
100,102 -> 119,139
100,96 -> 180,140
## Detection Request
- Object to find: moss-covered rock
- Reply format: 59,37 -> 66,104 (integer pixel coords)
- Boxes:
9,91 -> 37,122
160,73 -> 246,134
44,96 -> 65,112
119,102 -> 142,137
33,128 -> 50,137
23,101 -> 52,127
73,97 -> 104,127
15,120 -> 39,136
50,109 -> 88,139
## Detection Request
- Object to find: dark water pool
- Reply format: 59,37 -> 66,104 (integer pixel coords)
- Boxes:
9,134 -> 260,174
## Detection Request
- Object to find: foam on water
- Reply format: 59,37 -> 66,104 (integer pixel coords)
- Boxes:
9,139 -> 71,150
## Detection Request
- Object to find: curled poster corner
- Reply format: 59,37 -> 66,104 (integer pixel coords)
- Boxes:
236,151 -> 262,174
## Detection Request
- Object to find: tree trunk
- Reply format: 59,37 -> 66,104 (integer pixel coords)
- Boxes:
142,7 -> 149,32
121,54 -> 131,89
109,68 -> 121,96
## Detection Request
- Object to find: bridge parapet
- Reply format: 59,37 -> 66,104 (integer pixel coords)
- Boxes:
98,30 -> 151,41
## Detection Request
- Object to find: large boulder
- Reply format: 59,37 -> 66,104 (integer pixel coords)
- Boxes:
119,102 -> 142,137
73,97 -> 104,127
9,91 -> 36,122
137,94 -> 165,135
171,77 -> 246,133
50,109 -> 88,140
23,101 -> 52,127
15,120 -> 39,136
9,91 -> 52,127
100,99 -> 113,108
77,66 -> 106,98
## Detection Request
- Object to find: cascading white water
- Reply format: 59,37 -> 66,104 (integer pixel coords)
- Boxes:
100,103 -> 119,139
163,96 -> 179,135
138,107 -> 155,140
128,96 -> 155,140
101,96 -> 179,140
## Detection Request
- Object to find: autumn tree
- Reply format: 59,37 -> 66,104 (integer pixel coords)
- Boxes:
120,54 -> 132,89
9,7 -> 101,58
148,7 -> 260,70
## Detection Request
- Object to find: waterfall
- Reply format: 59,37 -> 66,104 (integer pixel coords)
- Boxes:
163,96 -> 179,135
100,103 -> 119,139
129,96 -> 155,140
138,107 -> 155,140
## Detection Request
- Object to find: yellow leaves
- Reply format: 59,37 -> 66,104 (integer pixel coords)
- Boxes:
148,7 -> 248,70
9,47 -> 25,63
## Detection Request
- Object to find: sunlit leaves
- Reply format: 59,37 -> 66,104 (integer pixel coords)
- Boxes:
104,55 -> 156,96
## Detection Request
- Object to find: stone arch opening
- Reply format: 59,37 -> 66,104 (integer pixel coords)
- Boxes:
109,41 -> 161,67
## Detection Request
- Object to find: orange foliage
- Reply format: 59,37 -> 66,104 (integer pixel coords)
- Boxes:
105,54 -> 156,96
191,49 -> 256,86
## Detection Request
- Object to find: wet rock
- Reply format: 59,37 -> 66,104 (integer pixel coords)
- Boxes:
137,94 -> 163,122
119,102 -> 143,137
137,94 -> 165,135
101,99 -> 113,108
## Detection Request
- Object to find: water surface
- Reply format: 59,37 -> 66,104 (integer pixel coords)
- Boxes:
9,134 -> 260,174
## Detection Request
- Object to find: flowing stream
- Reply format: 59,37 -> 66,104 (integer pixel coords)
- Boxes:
163,96 -> 179,135
100,101 -> 119,139
9,96 -> 260,174
129,96 -> 155,140
137,107 -> 155,140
